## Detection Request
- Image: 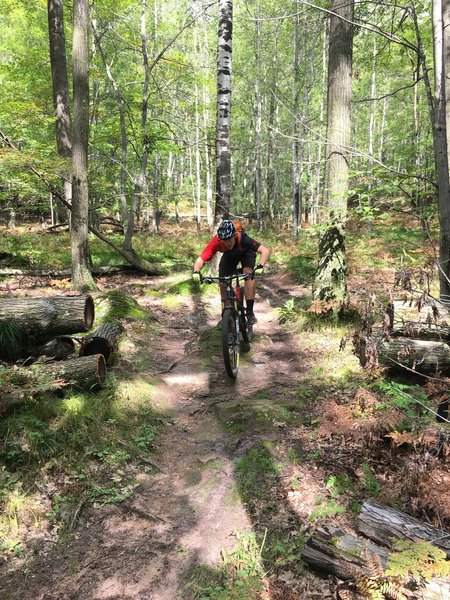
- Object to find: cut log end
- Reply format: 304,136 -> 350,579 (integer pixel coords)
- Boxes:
82,338 -> 114,363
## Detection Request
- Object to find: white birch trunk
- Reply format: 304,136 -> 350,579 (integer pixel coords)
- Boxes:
216,0 -> 233,220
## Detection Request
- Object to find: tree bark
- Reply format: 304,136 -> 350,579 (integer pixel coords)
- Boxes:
358,500 -> 450,558
389,299 -> 450,329
369,336 -> 450,374
215,0 -> 233,220
0,295 -> 94,339
71,0 -> 95,291
292,10 -> 301,238
47,0 -> 72,217
312,0 -> 354,303
432,0 -> 450,300
302,526 -> 389,580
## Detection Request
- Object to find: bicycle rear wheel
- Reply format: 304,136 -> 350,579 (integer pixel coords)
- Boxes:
222,308 -> 239,379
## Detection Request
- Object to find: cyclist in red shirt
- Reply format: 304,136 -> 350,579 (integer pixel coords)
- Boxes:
193,220 -> 270,324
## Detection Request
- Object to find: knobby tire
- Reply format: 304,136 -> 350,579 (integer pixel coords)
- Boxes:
222,308 -> 239,379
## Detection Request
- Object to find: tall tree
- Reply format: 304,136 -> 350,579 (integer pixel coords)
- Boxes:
71,0 -> 95,290
47,0 -> 72,219
215,0 -> 233,221
313,0 -> 354,304
431,0 -> 450,299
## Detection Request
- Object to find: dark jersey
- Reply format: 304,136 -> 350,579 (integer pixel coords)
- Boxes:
200,232 -> 260,263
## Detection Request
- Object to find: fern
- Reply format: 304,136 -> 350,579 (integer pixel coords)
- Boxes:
350,551 -> 407,600
386,540 -> 450,581
278,298 -> 300,323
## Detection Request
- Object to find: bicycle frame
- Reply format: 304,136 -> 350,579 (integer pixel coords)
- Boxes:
200,271 -> 254,378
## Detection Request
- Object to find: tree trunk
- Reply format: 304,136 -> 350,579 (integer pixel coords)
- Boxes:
71,0 -> 95,291
413,4 -> 450,299
312,0 -> 354,303
433,0 -> 450,300
91,19 -> 129,229
358,500 -> 450,558
215,0 -> 233,221
254,4 -> 262,231
200,1 -> 214,229
292,10 -> 301,239
0,295 -> 94,339
47,0 -> 72,215
79,322 -> 123,365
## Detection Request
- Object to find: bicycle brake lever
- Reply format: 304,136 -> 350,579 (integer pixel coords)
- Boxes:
202,275 -> 213,284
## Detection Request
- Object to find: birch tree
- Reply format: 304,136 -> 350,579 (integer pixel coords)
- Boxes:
215,0 -> 233,220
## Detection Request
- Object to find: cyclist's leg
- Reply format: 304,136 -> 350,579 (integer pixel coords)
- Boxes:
219,254 -> 239,309
241,251 -> 257,317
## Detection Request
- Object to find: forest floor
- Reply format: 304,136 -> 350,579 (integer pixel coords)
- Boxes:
0,262 -> 449,599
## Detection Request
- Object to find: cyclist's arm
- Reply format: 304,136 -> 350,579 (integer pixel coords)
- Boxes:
193,256 -> 205,272
256,244 -> 270,267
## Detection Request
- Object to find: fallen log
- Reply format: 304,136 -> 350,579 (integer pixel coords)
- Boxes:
302,526 -> 389,580
388,323 -> 450,342
359,335 -> 450,375
390,299 -> 450,329
32,336 -> 78,360
42,354 -> 107,391
302,527 -> 450,599
78,322 -> 123,365
0,295 -> 94,340
0,354 -> 107,414
357,500 -> 450,559
376,337 -> 450,375
0,265 -> 137,278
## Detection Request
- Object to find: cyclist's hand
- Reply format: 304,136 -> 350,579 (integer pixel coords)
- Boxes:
192,271 -> 201,283
254,264 -> 265,277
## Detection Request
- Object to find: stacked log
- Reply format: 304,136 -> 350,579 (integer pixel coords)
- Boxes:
0,295 -> 94,339
0,294 -> 118,414
78,322 -> 123,365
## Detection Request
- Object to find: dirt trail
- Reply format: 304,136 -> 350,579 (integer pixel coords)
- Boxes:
0,273 -> 331,600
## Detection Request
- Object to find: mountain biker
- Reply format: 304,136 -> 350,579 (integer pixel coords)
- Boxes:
192,220 -> 270,324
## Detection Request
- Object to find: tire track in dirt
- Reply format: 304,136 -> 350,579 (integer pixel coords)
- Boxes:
0,273 -> 328,600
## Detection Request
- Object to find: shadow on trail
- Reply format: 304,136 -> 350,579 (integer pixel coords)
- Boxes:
0,274 -> 335,600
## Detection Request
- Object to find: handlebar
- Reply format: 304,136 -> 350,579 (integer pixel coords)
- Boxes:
200,270 -> 256,285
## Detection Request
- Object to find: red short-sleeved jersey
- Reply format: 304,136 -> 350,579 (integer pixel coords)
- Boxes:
200,232 -> 260,263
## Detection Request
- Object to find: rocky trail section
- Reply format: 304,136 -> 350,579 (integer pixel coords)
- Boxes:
0,273 -> 332,600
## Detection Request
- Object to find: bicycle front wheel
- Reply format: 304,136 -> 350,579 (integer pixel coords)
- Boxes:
222,308 -> 239,379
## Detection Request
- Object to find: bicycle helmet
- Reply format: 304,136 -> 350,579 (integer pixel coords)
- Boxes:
217,220 -> 236,240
